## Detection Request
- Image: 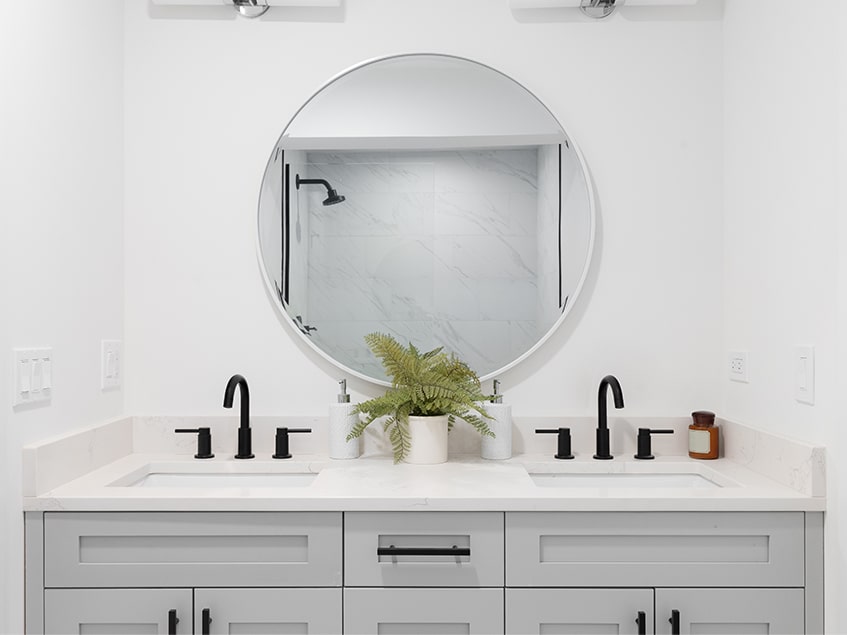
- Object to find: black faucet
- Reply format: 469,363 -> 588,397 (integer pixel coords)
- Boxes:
594,374 -> 624,460
223,374 -> 254,459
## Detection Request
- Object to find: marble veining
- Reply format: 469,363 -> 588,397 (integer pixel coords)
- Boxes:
295,148 -> 549,378
721,418 -> 825,497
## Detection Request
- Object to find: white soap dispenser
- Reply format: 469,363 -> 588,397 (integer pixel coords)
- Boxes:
481,379 -> 512,460
328,379 -> 360,459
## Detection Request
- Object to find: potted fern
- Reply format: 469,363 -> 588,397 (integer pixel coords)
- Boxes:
347,332 -> 494,464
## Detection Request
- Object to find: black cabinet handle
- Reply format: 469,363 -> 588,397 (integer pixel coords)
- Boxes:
202,608 -> 212,635
636,610 -> 646,635
669,609 -> 680,635
168,609 -> 179,635
377,545 -> 471,557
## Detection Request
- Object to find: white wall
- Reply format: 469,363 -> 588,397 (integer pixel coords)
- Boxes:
722,0 -> 842,629
124,0 -> 724,418
0,2 -> 125,632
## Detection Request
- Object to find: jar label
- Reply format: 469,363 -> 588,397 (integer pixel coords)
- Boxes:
689,429 -> 711,454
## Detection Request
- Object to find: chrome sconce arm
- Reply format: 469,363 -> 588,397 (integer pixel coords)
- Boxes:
580,0 -> 619,20
509,0 -> 699,20
150,0 -> 341,19
231,0 -> 269,19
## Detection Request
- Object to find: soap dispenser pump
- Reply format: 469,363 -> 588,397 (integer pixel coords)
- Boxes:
481,379 -> 512,460
328,379 -> 360,459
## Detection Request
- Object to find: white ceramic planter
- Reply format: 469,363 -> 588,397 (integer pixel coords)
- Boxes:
404,415 -> 449,464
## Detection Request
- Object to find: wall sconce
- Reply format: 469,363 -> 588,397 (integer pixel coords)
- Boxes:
151,0 -> 340,19
509,0 -> 698,20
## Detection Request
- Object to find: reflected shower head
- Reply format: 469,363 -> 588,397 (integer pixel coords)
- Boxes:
295,175 -> 346,206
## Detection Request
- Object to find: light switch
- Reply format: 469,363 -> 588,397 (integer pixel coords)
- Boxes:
18,358 -> 31,394
12,348 -> 52,407
101,340 -> 122,390
31,359 -> 43,393
795,346 -> 815,405
42,358 -> 52,390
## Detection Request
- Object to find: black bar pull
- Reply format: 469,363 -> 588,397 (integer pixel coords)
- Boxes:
669,609 -> 680,635
168,609 -> 179,635
377,545 -> 471,557
202,608 -> 212,635
636,610 -> 646,635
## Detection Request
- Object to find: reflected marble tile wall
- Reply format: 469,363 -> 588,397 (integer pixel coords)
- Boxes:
299,148 -> 549,378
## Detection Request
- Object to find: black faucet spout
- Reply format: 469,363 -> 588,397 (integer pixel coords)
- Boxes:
223,374 -> 254,459
595,374 -> 624,460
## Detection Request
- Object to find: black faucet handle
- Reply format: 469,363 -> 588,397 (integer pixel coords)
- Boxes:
175,428 -> 214,459
634,427 -> 674,460
535,428 -> 574,460
273,427 -> 312,459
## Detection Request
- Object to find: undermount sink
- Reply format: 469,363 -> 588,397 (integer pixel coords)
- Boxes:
530,472 -> 722,489
133,472 -> 318,488
111,469 -> 319,489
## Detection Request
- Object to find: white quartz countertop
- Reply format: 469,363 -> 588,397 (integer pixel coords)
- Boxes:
24,452 -> 824,513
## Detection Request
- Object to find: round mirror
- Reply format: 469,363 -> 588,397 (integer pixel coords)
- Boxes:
257,53 -> 595,385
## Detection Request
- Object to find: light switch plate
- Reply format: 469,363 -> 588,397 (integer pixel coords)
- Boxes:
101,340 -> 122,390
795,346 -> 815,405
12,348 -> 52,407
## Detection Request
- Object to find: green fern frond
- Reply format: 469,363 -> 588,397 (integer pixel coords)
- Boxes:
352,333 -> 495,461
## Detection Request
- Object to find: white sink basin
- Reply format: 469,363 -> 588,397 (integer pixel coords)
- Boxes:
117,471 -> 318,488
530,472 -> 721,489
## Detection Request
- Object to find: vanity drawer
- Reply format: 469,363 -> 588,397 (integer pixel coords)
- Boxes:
506,511 -> 805,588
345,512 -> 504,587
44,511 -> 342,588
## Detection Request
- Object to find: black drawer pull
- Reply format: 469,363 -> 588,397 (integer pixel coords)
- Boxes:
377,545 -> 470,557
202,608 -> 212,635
636,610 -> 646,635
669,609 -> 680,635
168,609 -> 179,635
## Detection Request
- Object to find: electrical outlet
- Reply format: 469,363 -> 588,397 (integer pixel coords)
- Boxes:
728,351 -> 748,383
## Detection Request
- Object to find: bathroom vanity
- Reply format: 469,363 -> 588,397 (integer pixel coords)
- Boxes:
22,416 -> 825,635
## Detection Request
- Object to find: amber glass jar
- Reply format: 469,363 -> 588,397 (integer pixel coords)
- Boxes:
689,410 -> 719,459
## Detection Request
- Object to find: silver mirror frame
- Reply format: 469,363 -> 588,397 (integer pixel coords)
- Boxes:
255,53 -> 596,387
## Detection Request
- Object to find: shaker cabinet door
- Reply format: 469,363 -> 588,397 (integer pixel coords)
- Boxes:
506,588 -> 654,635
193,588 -> 341,635
656,588 -> 805,635
344,588 -> 504,634
44,588 -> 192,635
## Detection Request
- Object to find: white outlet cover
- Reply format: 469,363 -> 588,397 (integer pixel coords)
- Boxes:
728,351 -> 749,383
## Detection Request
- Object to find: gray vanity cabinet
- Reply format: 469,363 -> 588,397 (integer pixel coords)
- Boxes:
27,509 -> 823,635
506,588 -> 654,635
44,588 -> 193,635
344,588 -> 504,634
655,588 -> 805,635
505,588 -> 806,635
37,512 -> 343,635
194,588 -> 342,634
504,511 -> 818,635
344,512 -> 504,634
